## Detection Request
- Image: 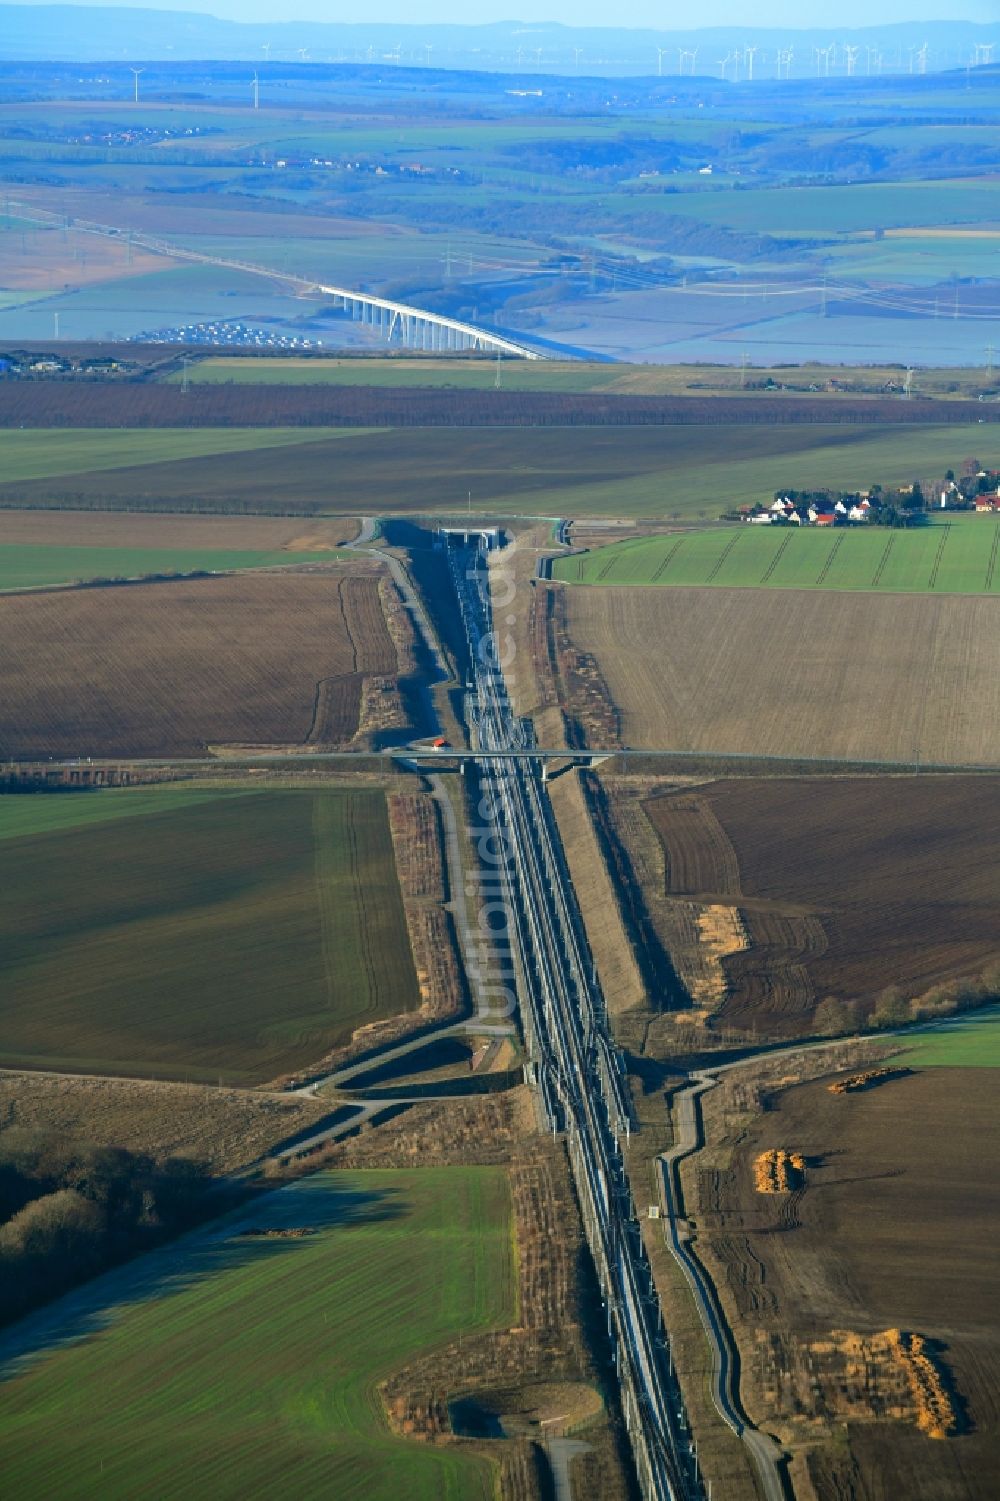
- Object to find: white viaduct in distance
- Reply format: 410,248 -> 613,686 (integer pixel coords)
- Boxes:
313,282 -> 544,359
7,201 -> 545,360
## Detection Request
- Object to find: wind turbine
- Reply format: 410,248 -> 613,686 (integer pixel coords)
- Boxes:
844,44 -> 859,76
129,67 -> 144,104
297,48 -> 310,62
744,45 -> 757,81
424,43 -> 433,66
573,47 -> 583,70
261,42 -> 271,62
656,46 -> 667,76
252,70 -> 259,110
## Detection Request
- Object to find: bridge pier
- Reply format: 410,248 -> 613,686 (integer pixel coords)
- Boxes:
314,282 -> 541,360
542,754 -> 610,783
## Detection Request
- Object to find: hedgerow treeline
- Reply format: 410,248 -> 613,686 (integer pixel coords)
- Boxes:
0,1129 -> 214,1326
0,384 -> 994,429
813,961 -> 1000,1038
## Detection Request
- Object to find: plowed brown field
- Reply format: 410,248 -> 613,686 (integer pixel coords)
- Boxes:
695,1067 -> 1000,1501
0,571 -> 401,758
558,586 -> 1000,766
643,776 -> 1000,1035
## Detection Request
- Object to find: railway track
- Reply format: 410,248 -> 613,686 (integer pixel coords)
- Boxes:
447,535 -> 703,1501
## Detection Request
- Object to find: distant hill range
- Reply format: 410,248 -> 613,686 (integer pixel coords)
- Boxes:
1,6 -> 999,78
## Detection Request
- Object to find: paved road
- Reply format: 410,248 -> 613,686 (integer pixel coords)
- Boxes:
271,1100 -> 386,1159
299,1016 -> 514,1096
348,518 -> 451,681
546,1437 -> 591,1501
656,1038 -> 910,1501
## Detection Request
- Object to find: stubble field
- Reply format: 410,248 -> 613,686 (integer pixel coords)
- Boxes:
642,776 -> 1000,1035
0,570 -> 402,757
0,788 -> 418,1083
0,1168 -> 513,1500
556,585 -> 1000,765
0,1069 -> 332,1174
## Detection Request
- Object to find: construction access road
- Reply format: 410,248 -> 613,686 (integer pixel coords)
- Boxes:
660,1075 -> 788,1501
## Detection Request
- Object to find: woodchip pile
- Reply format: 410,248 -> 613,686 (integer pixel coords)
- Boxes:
754,1148 -> 806,1192
828,1067 -> 895,1094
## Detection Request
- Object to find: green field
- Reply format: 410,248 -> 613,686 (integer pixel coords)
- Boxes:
0,1167 -> 513,1501
901,1008 -> 1000,1068
0,290 -> 44,310
826,232 -> 1000,286
167,356 -> 997,399
554,517 -> 1000,594
660,178 -> 1000,235
0,785 -> 250,843
166,355 -> 625,392
0,789 -> 418,1083
0,542 -> 339,589
0,428 -> 369,484
3,423 -> 994,520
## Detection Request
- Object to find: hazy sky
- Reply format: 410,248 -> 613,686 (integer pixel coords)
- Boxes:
10,0 -> 998,24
